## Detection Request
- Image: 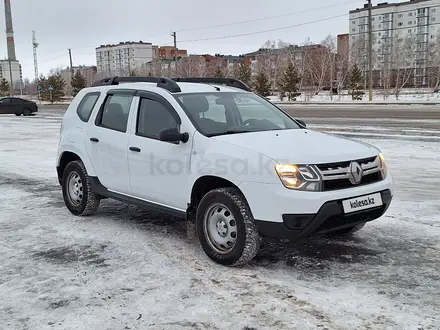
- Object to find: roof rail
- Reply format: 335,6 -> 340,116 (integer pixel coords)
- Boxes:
172,77 -> 251,92
91,76 -> 251,93
91,76 -> 181,93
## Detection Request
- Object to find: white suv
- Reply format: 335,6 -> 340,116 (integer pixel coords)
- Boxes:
56,77 -> 394,266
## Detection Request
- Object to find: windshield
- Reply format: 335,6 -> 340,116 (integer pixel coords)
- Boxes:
174,92 -> 301,137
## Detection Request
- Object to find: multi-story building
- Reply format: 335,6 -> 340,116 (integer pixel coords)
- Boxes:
60,65 -> 97,95
0,59 -> 22,91
349,0 -> 440,87
157,46 -> 188,59
96,41 -> 154,76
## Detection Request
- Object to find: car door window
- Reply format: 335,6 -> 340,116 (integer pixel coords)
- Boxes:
0,98 -> 11,104
136,98 -> 179,140
96,93 -> 133,132
77,92 -> 101,122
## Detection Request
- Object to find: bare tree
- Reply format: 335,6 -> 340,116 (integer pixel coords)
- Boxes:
303,35 -> 336,95
427,34 -> 440,91
392,33 -> 416,99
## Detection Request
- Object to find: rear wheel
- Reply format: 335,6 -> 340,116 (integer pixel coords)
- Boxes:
22,108 -> 32,116
15,113 -> 21,116
62,160 -> 100,216
196,187 -> 261,266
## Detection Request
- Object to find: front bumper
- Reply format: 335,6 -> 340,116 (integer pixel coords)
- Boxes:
254,189 -> 392,240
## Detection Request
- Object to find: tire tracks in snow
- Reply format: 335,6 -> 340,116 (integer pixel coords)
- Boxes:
142,232 -> 338,330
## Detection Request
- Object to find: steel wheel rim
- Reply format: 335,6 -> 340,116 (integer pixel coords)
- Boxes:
66,171 -> 83,207
203,203 -> 238,254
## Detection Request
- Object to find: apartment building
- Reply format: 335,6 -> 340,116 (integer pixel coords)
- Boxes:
0,59 -> 22,90
349,0 -> 440,87
96,41 -> 154,76
157,46 -> 188,59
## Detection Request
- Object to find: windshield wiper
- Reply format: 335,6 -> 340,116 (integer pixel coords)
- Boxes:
207,129 -> 252,137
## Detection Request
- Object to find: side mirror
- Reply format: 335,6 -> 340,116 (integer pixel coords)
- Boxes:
159,127 -> 189,143
296,119 -> 306,128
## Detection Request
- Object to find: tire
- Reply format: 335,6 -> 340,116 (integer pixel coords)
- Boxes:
62,160 -> 100,216
22,108 -> 32,116
196,187 -> 261,266
15,113 -> 21,116
327,222 -> 366,237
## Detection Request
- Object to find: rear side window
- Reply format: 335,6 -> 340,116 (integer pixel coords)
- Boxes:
77,92 -> 101,122
97,93 -> 133,132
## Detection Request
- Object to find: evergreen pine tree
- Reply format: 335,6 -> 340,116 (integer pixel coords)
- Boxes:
236,61 -> 252,86
254,70 -> 271,97
0,78 -> 9,96
280,62 -> 301,101
347,64 -> 364,100
71,71 -> 87,96
37,74 -> 66,103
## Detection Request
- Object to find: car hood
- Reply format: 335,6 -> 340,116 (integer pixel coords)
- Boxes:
213,129 -> 379,164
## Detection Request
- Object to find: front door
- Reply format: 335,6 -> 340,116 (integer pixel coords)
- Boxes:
127,92 -> 192,211
86,89 -> 136,195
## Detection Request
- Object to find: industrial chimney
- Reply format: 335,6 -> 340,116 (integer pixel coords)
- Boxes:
4,0 -> 16,61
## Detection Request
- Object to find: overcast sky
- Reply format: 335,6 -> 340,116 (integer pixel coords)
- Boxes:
3,0 -> 368,80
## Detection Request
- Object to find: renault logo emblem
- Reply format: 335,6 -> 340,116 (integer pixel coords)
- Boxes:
348,162 -> 363,184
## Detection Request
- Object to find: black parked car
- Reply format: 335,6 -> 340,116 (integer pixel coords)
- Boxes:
0,97 -> 38,116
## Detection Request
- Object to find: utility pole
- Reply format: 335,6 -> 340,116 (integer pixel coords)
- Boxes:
367,0 -> 373,101
69,48 -> 74,96
33,31 -> 40,101
68,48 -> 73,75
171,31 -> 177,75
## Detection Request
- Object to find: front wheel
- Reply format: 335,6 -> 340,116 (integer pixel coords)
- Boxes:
196,187 -> 261,266
22,108 -> 32,116
62,160 -> 100,216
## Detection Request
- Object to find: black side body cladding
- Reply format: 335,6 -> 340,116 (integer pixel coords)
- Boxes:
88,176 -> 186,219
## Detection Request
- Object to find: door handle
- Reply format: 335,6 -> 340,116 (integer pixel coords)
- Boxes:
90,137 -> 99,142
129,147 -> 141,152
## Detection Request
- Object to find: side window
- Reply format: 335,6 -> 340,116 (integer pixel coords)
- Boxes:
97,93 -> 133,132
0,98 -> 11,104
136,98 -> 179,139
77,92 -> 101,122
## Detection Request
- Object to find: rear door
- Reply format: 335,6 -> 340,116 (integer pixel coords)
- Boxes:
86,89 -> 136,194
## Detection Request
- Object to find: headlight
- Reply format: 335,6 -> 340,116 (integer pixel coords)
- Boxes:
378,153 -> 388,179
275,164 -> 322,191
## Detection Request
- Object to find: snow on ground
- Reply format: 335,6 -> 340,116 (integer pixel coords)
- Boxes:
268,89 -> 440,103
0,114 -> 439,330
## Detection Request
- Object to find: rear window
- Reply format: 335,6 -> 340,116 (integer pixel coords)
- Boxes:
77,92 -> 101,122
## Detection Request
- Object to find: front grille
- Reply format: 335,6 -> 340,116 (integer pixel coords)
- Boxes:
322,172 -> 382,191
316,156 -> 383,191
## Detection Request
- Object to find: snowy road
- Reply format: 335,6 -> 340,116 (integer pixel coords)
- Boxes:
0,114 -> 439,330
